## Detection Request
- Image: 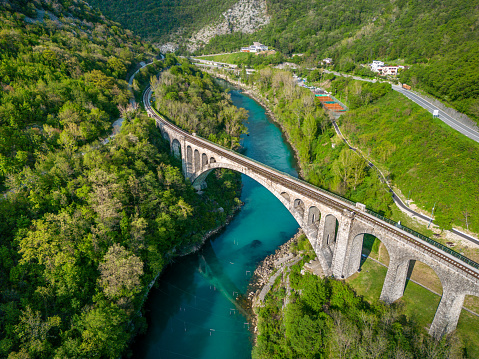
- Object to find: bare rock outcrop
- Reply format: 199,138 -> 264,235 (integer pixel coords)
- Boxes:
186,0 -> 270,52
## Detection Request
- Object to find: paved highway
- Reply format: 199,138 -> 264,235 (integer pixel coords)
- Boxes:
322,70 -> 479,143
392,85 -> 479,143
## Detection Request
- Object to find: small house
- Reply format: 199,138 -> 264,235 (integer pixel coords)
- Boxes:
241,42 -> 268,53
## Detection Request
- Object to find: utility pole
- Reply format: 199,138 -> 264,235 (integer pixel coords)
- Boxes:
407,190 -> 411,207
428,202 -> 436,228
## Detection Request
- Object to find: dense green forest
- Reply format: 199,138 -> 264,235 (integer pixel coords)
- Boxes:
151,62 -> 248,149
253,235 -> 463,359
0,1 -> 244,357
0,0 -> 158,190
87,0 -> 237,44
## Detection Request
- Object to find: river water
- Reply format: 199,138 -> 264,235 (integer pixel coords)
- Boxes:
133,83 -> 299,358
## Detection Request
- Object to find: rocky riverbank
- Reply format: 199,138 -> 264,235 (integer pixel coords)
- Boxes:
247,230 -> 303,300
178,202 -> 244,257
245,229 -> 324,339
244,230 -> 302,337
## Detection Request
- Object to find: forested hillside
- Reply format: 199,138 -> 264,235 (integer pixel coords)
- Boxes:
88,0 -> 479,123
87,0 -> 237,44
0,0 -> 157,189
203,0 -> 479,123
151,62 -> 248,149
0,1 -> 243,357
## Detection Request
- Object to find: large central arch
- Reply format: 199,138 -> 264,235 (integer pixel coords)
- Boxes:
192,161 -> 295,217
191,160 -> 342,278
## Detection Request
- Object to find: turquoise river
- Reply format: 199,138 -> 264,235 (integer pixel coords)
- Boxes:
133,83 -> 300,358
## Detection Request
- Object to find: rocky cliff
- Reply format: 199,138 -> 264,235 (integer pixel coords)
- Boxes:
185,0 -> 270,52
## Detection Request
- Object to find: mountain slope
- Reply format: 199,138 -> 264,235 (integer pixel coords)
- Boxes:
87,0 -> 238,44
186,0 -> 270,52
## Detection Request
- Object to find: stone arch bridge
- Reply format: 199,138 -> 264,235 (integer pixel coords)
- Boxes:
144,87 -> 479,338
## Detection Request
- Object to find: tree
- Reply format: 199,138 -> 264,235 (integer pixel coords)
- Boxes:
333,149 -> 367,191
78,302 -> 129,358
98,244 -> 144,300
462,208 -> 471,231
12,307 -> 61,358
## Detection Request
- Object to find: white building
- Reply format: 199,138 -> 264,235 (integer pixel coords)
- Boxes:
241,42 -> 268,53
371,60 -> 384,72
322,58 -> 333,65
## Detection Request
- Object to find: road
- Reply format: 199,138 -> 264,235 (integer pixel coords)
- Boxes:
391,85 -> 479,143
323,69 -> 377,83
323,69 -> 479,143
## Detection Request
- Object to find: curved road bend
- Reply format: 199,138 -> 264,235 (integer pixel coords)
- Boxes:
330,119 -> 479,246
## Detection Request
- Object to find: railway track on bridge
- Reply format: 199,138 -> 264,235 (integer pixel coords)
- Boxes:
143,87 -> 479,281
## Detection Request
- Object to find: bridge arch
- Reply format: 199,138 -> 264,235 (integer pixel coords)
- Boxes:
304,206 -> 321,241
186,146 -> 193,175
293,199 -> 305,220
202,153 -> 208,168
191,161 -> 303,227
194,149 -> 200,172
322,214 -> 338,248
347,232 -> 393,277
281,192 -> 291,204
172,139 -> 181,158
391,252 -> 448,298
307,206 -> 320,228
162,130 -> 170,142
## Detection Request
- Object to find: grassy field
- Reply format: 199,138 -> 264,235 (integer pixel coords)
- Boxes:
337,88 -> 479,234
347,257 -> 479,357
